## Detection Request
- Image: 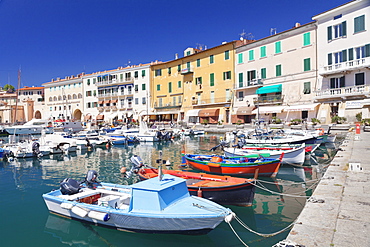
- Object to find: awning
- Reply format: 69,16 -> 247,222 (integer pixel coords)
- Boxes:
236,106 -> 255,115
256,84 -> 282,94
186,109 -> 201,117
98,101 -> 104,105
111,99 -> 118,104
284,103 -> 319,112
96,114 -> 104,120
84,114 -> 92,121
152,111 -> 179,115
252,106 -> 285,114
199,108 -> 220,117
104,100 -> 111,104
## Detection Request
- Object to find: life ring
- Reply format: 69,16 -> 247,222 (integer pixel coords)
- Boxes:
316,128 -> 325,136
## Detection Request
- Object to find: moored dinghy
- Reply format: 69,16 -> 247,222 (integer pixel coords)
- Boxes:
42,170 -> 233,234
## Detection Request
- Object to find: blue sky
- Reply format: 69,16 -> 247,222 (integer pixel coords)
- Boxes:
0,0 -> 349,88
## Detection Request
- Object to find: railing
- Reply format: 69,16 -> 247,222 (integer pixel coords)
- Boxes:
192,97 -> 231,105
96,77 -> 133,86
181,67 -> 194,74
315,85 -> 370,98
320,57 -> 370,75
235,79 -> 263,89
98,90 -> 133,98
253,95 -> 284,104
154,102 -> 182,108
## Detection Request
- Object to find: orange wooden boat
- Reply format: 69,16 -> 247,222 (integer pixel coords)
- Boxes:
136,168 -> 256,206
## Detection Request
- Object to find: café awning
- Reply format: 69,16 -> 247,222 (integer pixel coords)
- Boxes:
252,106 -> 286,114
199,108 -> 220,117
284,103 -> 319,112
186,109 -> 201,116
256,84 -> 282,94
236,106 -> 255,115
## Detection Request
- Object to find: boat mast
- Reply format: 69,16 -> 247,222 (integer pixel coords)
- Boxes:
13,68 -> 21,124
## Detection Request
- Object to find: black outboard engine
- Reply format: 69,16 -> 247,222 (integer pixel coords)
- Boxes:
85,170 -> 99,188
32,142 -> 41,156
60,178 -> 80,195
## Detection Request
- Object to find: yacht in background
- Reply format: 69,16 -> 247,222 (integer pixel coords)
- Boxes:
4,119 -> 53,135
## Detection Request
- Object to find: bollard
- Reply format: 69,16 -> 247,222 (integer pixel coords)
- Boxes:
356,122 -> 361,135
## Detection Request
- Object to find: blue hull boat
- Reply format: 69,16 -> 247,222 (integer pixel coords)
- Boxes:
42,172 -> 233,235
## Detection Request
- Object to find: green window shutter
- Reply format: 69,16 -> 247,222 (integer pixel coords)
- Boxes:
275,41 -> 281,54
134,71 -> 138,78
186,62 -> 190,68
168,67 -> 171,74
225,50 -> 230,60
304,58 -> 311,71
249,50 -> 254,61
365,44 -> 370,57
177,65 -> 181,72
276,64 -> 282,76
210,73 -> 215,86
223,72 -> 226,80
210,55 -> 214,64
342,50 -> 347,62
342,21 -> 347,36
169,82 -> 172,93
340,76 -> 345,88
157,84 -> 160,91
238,53 -> 243,64
141,70 -> 145,77
135,85 -> 138,91
327,26 -> 332,41
354,15 -> 365,33
238,73 -> 243,87
303,32 -> 311,46
348,48 -> 354,60
328,53 -> 332,65
304,82 -> 311,94
178,81 -> 181,88
261,68 -> 266,79
196,59 -> 200,67
260,46 -> 266,58
142,84 -> 146,90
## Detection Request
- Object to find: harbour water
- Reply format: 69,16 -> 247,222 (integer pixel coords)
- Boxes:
0,134 -> 339,247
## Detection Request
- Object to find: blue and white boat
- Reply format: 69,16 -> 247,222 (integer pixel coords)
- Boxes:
42,171 -> 233,234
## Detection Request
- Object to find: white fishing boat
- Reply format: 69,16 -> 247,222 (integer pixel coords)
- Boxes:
4,119 -> 53,135
42,171 -> 233,234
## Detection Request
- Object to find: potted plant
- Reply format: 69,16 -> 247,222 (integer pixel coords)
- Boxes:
311,118 -> 321,126
356,112 -> 362,122
202,119 -> 209,125
290,119 -> 302,125
331,116 -> 347,124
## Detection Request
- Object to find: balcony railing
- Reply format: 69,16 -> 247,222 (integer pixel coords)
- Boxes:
253,95 -> 284,105
315,85 -> 370,99
154,102 -> 182,109
192,97 -> 231,106
320,57 -> 370,75
235,79 -> 263,89
181,67 -> 194,74
96,77 -> 133,86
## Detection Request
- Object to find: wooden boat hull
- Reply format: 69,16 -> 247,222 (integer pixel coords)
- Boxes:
184,154 -> 282,177
138,168 -> 256,206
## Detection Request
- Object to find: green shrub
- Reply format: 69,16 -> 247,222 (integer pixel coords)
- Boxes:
331,116 -> 347,124
272,117 -> 282,124
356,112 -> 362,122
290,119 -> 302,125
311,118 -> 321,125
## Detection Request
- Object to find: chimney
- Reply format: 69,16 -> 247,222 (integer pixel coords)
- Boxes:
175,53 -> 178,59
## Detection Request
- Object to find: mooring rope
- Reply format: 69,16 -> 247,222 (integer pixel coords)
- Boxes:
256,178 -> 320,186
254,180 -> 319,198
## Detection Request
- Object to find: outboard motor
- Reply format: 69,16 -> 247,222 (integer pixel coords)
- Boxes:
85,170 -> 99,188
60,178 -> 80,195
32,142 -> 41,156
130,155 -> 144,169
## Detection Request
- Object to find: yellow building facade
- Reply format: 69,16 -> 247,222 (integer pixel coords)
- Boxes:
151,41 -> 245,124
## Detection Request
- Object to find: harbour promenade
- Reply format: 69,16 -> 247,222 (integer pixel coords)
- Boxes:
184,123 -> 370,246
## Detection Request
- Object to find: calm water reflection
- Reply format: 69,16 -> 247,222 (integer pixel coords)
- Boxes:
0,134 -> 339,247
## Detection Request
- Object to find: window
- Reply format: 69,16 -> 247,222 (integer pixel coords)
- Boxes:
225,50 -> 230,60
330,76 -> 345,88
210,91 -> 215,103
157,84 -> 160,91
260,46 -> 266,58
328,21 -> 347,41
261,68 -> 266,79
304,58 -> 311,71
248,50 -> 254,61
142,84 -> 146,90
134,71 -> 138,78
196,59 -> 200,67
356,46 -> 365,59
276,64 -> 282,76
303,32 -> 311,46
195,77 -> 202,85
135,98 -> 139,105
223,71 -> 231,80
210,55 -> 214,64
173,96 -> 176,105
334,51 -> 343,63
238,91 -> 244,101
354,15 -> 365,33
275,41 -> 281,54
303,82 -> 311,94
86,91 -> 92,97
328,53 -> 333,65
247,70 -> 256,82
238,53 -> 243,64
142,70 -> 146,77
168,67 -> 171,74
178,81 -> 181,88
134,85 -> 139,92
177,65 -> 181,72
93,78 -> 96,84
87,79 -> 90,85
142,97 -> 146,104
155,69 -> 162,76
238,73 -> 243,87
355,73 -> 365,86
168,82 -> 172,93
186,62 -> 191,68
186,51 -> 191,56
210,73 -> 215,86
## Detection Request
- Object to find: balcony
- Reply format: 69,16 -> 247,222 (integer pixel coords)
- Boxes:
253,94 -> 284,105
315,85 -> 370,101
235,79 -> 263,90
181,67 -> 194,75
154,102 -> 182,109
192,97 -> 231,106
320,57 -> 370,76
96,77 -> 133,86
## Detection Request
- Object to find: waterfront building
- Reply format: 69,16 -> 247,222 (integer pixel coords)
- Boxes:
0,90 -> 18,124
151,41 -> 248,124
17,86 -> 45,121
313,0 -> 370,124
42,74 -> 85,121
234,22 -> 318,124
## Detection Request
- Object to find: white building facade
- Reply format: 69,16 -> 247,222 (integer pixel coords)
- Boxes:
313,0 -> 370,123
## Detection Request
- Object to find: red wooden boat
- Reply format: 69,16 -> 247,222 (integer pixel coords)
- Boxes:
183,153 -> 283,177
136,168 -> 256,206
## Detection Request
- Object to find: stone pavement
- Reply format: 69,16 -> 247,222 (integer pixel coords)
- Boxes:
286,130 -> 370,247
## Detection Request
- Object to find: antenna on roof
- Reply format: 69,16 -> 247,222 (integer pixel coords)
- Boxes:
239,29 -> 254,41
270,28 -> 277,36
